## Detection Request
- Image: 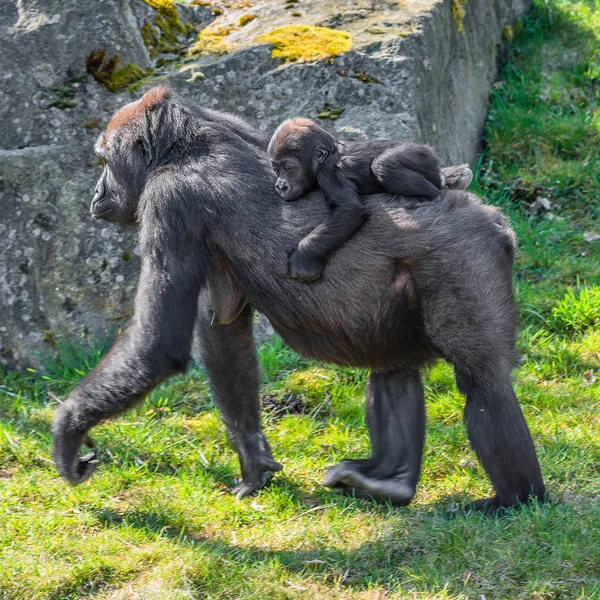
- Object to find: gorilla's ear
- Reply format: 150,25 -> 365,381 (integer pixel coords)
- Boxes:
315,145 -> 329,164
138,138 -> 153,167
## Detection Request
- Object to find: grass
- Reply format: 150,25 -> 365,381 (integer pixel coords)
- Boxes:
1,0 -> 600,597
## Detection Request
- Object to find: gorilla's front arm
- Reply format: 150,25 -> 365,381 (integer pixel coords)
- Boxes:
52,188 -> 206,484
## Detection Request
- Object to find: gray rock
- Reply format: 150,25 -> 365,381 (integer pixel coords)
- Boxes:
0,0 -> 530,368
0,145 -> 138,368
0,0 -> 153,152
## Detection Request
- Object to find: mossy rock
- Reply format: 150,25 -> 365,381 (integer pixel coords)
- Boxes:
257,25 -> 352,62
141,0 -> 193,59
85,49 -> 148,93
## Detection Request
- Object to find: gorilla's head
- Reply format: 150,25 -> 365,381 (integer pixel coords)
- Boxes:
267,118 -> 340,201
91,86 -> 171,225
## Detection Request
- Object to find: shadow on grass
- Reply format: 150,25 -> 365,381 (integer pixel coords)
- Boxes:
90,504 -> 430,585
86,493 -> 563,598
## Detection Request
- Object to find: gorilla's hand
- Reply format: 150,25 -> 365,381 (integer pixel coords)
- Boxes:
52,400 -> 98,485
289,249 -> 325,282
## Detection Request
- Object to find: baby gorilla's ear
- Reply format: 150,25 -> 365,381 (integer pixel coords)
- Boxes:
315,145 -> 329,164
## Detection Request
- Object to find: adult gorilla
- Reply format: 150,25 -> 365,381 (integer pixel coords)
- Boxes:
52,86 -> 546,513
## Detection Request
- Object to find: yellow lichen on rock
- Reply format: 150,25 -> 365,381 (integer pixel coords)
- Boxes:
189,25 -> 236,55
257,25 -> 352,62
141,0 -> 189,58
451,0 -> 467,33
238,14 -> 258,27
143,0 -> 180,22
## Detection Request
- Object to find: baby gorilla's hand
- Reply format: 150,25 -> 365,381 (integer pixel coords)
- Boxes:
289,249 -> 325,282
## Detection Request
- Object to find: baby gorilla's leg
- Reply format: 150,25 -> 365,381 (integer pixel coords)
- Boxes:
371,143 -> 442,200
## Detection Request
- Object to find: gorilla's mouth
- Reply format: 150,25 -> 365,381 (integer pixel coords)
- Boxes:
91,204 -> 113,219
278,190 -> 301,202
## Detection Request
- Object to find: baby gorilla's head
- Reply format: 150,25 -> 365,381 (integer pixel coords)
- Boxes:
267,118 -> 338,201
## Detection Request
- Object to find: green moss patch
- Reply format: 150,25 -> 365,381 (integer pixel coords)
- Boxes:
85,49 -> 148,93
257,25 -> 352,62
39,73 -> 87,110
141,0 -> 194,59
316,99 -> 344,120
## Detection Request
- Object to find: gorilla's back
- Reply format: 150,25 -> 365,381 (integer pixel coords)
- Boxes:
211,180 -> 514,371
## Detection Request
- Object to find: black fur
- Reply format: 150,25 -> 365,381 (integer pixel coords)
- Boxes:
267,119 -> 449,281
52,87 -> 545,512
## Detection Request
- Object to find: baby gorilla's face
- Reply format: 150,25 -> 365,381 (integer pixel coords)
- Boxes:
270,155 -> 315,201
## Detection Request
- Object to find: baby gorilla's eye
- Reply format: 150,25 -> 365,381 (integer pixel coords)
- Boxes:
285,166 -> 293,174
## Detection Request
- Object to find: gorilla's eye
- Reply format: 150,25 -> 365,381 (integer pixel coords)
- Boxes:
285,166 -> 293,174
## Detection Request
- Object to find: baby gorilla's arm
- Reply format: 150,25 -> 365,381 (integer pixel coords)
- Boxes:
290,168 -> 368,282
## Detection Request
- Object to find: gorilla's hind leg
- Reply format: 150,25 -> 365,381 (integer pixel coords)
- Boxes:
323,369 -> 425,505
455,370 -> 546,513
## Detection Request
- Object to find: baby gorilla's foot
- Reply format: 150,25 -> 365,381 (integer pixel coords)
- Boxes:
441,164 -> 473,190
289,250 -> 326,282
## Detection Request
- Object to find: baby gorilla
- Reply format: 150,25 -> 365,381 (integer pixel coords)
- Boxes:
268,118 -> 467,282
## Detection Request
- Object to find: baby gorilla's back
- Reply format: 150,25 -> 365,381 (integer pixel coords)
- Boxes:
267,118 -> 453,283
342,140 -> 443,199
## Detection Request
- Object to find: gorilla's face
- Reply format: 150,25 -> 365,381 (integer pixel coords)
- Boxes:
91,135 -> 151,226
270,155 -> 316,201
268,119 -> 335,202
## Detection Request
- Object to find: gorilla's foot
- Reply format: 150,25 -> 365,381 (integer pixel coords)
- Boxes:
322,459 -> 416,506
455,493 -> 548,516
231,432 -> 283,499
441,164 -> 473,190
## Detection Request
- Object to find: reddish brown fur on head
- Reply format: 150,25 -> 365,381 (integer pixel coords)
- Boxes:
100,85 -> 171,146
268,117 -> 341,200
268,118 -> 328,158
